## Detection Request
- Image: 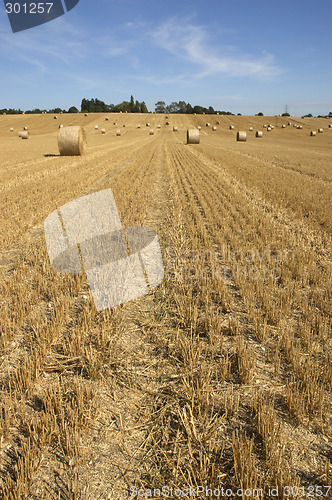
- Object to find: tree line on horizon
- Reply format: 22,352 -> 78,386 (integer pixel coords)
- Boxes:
1,95 -> 331,118
154,100 -> 234,115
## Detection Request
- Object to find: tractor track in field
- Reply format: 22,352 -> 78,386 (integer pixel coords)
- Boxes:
161,139 -> 331,487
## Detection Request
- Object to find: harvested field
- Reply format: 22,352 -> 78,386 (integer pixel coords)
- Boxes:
0,113 -> 331,499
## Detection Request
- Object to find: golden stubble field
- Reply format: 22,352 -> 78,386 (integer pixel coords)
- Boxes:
0,113 -> 331,499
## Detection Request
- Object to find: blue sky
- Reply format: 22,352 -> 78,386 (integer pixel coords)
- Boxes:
0,0 -> 331,115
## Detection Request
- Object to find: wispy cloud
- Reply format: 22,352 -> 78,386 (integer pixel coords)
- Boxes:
150,18 -> 282,79
0,16 -> 87,69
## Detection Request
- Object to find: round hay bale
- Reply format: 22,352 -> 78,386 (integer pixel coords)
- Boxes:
263,124 -> 267,128
288,122 -> 292,126
24,126 -> 28,130
229,125 -> 234,130
113,122 -> 117,125
157,124 -> 161,128
256,131 -> 263,138
249,127 -> 253,131
206,122 -> 210,127
122,124 -> 126,127
212,126 -> 217,131
149,129 -> 155,135
237,131 -> 247,141
10,127 -> 14,132
116,130 -> 121,136
137,124 -> 141,128
310,131 -> 316,136
165,116 -> 169,119
105,117 -> 109,121
197,126 -> 202,130
58,126 -> 86,156
84,113 -> 88,117
146,123 -> 150,127
329,124 -> 332,128
59,124 -> 63,128
54,116 -> 58,119
173,126 -> 178,132
267,127 -> 272,131
18,131 -> 29,139
101,129 -> 106,134
318,128 -> 323,133
95,125 -> 99,130
282,124 -> 286,128
216,121 -> 220,125
187,129 -> 200,144
166,121 -> 170,125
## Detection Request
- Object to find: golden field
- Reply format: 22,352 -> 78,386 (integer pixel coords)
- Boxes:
0,113 -> 331,499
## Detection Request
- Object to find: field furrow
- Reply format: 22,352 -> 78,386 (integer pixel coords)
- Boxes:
0,114 -> 331,498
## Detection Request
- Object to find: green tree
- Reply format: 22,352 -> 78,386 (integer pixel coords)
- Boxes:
185,102 -> 193,114
134,100 -> 140,113
68,106 -> 79,113
155,101 -> 166,113
130,95 -> 135,112
140,101 -> 148,113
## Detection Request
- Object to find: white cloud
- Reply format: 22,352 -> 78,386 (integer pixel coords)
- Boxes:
150,18 -> 282,79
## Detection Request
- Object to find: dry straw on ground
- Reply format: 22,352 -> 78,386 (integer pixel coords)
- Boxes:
0,112 -> 331,498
